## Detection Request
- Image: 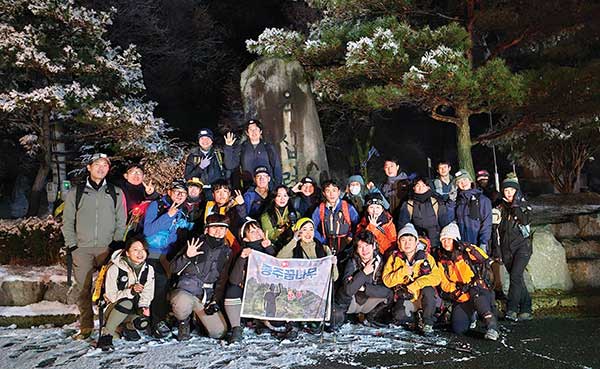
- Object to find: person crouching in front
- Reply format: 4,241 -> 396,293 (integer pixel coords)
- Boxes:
169,214 -> 232,341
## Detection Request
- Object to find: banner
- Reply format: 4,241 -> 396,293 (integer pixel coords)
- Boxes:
240,252 -> 334,322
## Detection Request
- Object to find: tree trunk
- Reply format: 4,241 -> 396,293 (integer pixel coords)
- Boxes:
456,112 -> 475,180
26,111 -> 51,216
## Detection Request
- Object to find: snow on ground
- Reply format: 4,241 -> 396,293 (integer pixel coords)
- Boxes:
0,301 -> 78,317
0,265 -> 67,284
0,323 -> 457,369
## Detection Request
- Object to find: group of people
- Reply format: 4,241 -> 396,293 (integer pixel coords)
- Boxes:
61,119 -> 533,350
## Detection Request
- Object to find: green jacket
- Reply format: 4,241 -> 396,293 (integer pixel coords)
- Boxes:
61,179 -> 127,249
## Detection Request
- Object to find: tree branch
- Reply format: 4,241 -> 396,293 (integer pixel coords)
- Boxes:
473,116 -> 532,143
486,29 -> 530,61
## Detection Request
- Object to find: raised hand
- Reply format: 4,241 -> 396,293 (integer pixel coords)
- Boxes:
143,180 -> 155,195
363,259 -> 375,275
199,156 -> 211,169
234,189 -> 244,205
186,237 -> 203,257
224,132 -> 237,146
167,201 -> 181,217
368,214 -> 380,227
240,248 -> 252,258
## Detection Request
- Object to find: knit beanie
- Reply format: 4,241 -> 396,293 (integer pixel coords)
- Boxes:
440,222 -> 461,241
398,223 -> 418,240
501,173 -> 520,191
347,175 -> 365,186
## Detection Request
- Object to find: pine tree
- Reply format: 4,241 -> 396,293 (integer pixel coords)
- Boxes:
0,0 -> 172,214
246,0 -> 525,177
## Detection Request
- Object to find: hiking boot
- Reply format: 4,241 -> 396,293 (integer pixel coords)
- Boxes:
228,326 -> 243,344
177,319 -> 191,341
152,321 -> 171,339
484,328 -> 499,341
518,312 -> 533,321
121,328 -> 141,341
505,311 -> 518,322
421,324 -> 434,336
97,335 -> 114,351
469,319 -> 477,329
72,328 -> 93,340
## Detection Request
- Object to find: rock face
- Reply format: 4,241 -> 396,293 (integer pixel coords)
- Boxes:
568,259 -> 600,288
526,226 -> 573,291
529,193 -> 600,225
240,57 -> 329,185
0,280 -> 46,306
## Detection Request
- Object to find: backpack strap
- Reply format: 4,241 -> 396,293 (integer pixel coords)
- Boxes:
75,182 -> 86,211
106,182 -> 118,209
319,203 -> 326,238
431,197 -> 439,219
407,199 -> 414,220
341,200 -> 351,226
139,264 -> 150,285
116,267 -> 129,291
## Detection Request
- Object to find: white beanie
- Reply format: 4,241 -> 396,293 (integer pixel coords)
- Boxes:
440,222 -> 461,241
398,223 -> 419,240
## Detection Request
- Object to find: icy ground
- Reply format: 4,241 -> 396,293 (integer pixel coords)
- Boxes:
0,323 -> 466,369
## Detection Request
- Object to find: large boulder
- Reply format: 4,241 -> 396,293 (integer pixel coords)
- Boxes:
241,57 -> 329,184
561,239 -> 600,259
574,213 -> 600,239
0,280 -> 46,306
526,226 -> 573,291
567,259 -> 600,288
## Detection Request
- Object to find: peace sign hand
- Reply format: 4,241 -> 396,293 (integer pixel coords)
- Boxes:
234,190 -> 244,205
143,180 -> 155,195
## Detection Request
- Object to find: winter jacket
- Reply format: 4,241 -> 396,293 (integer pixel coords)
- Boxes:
497,195 -> 532,256
277,239 -> 338,281
455,188 -> 493,251
170,235 -> 232,304
104,249 -> 155,308
229,240 -> 276,288
203,200 -> 245,256
382,249 -> 441,302
381,175 -> 410,216
311,199 -> 360,244
430,175 -> 457,201
292,192 -> 321,217
116,179 -> 159,216
260,205 -> 300,251
356,212 -> 397,255
62,178 -> 127,249
184,146 -> 225,184
436,243 -> 492,303
143,196 -> 192,258
397,190 -> 454,249
243,187 -> 271,219
224,140 -> 282,185
336,254 -> 391,307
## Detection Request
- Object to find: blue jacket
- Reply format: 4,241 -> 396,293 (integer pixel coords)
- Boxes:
454,188 -> 492,251
311,199 -> 360,244
243,187 -> 271,219
224,140 -> 282,185
143,196 -> 191,258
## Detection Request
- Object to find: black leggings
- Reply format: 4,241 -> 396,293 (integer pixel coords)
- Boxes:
147,259 -> 169,327
503,245 -> 532,314
392,286 -> 437,326
452,287 -> 497,334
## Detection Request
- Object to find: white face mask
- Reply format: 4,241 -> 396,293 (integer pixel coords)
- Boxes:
349,185 -> 361,195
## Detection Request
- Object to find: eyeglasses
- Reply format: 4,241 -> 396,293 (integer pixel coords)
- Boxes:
172,190 -> 188,196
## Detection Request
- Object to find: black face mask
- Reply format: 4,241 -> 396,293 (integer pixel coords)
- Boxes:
205,234 -> 224,248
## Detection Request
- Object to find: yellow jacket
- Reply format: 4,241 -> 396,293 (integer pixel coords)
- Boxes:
382,249 -> 441,301
437,243 -> 491,303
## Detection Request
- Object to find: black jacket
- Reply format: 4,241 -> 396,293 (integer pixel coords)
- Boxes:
184,147 -> 225,184
170,235 -> 232,304
497,195 -> 531,256
336,254 -> 392,307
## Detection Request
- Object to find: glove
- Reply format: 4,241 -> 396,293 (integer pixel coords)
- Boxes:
199,156 -> 211,169
448,188 -> 458,202
204,301 -> 220,316
394,286 -> 414,301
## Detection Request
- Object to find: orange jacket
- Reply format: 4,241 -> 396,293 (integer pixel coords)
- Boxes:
356,213 -> 397,254
437,243 -> 490,303
382,249 -> 441,301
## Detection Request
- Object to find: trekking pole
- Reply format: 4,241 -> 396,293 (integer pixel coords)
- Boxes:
320,261 -> 335,344
488,112 -> 500,191
427,157 -> 432,179
66,248 -> 73,286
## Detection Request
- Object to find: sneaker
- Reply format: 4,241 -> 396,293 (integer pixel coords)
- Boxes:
177,319 -> 191,341
121,328 -> 141,341
152,321 -> 171,339
72,328 -> 93,340
484,328 -> 499,341
505,311 -> 518,322
228,326 -> 243,344
97,335 -> 114,351
421,324 -> 434,336
518,312 -> 533,321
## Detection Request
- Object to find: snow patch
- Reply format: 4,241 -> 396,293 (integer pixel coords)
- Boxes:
0,301 -> 78,317
0,265 -> 68,284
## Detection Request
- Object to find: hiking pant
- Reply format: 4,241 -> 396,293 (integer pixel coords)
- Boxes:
392,286 -> 438,326
503,245 -> 532,314
103,299 -> 140,339
147,258 -> 169,327
452,288 -> 497,334
72,246 -> 109,330
171,290 -> 227,339
224,284 -> 243,328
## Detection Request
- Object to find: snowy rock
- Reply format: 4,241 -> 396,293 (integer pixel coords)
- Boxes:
526,226 -> 573,291
44,281 -> 78,305
0,280 -> 46,306
240,57 -> 330,184
568,259 -> 600,288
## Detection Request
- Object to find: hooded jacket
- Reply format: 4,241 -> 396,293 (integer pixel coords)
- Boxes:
397,190 -> 453,249
455,188 -> 492,250
143,195 -> 191,258
356,211 -> 397,254
336,253 -> 391,307
497,194 -> 531,254
224,139 -> 282,185
103,249 -> 155,308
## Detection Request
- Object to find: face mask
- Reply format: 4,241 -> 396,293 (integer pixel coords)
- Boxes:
349,185 -> 361,195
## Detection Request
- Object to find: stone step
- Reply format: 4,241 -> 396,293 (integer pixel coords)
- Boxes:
531,289 -> 600,316
0,301 -> 78,328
